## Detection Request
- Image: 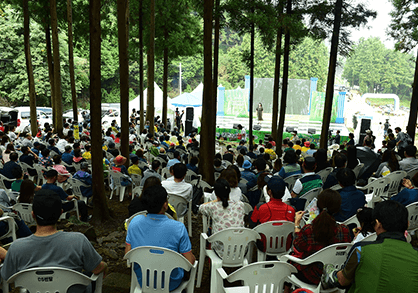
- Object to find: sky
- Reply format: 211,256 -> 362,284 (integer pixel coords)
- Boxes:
350,0 -> 395,49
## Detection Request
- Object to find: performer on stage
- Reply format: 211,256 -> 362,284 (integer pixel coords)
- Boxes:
256,103 -> 263,121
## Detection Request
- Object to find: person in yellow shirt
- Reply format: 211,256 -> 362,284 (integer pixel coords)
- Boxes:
82,144 -> 92,160
264,143 -> 277,160
301,141 -> 310,152
293,140 -> 302,151
128,156 -> 142,176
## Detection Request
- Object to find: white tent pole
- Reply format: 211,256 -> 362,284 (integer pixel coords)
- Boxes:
179,62 -> 182,96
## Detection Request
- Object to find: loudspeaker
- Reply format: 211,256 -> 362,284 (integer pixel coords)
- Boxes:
253,125 -> 261,131
286,127 -> 295,133
186,107 -> 194,121
185,120 -> 193,136
233,124 -> 240,129
360,119 -> 371,133
308,128 -> 316,134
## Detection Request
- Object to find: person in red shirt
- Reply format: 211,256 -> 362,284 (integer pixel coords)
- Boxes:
250,176 -> 295,226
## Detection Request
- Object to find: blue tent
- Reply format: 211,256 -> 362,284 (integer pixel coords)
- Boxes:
170,92 -> 202,107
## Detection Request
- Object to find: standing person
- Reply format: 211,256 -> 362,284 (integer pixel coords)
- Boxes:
334,130 -> 341,145
395,127 -> 410,158
384,119 -> 390,136
1,190 -> 107,288
256,103 -> 263,121
175,108 -> 184,132
346,133 -> 355,146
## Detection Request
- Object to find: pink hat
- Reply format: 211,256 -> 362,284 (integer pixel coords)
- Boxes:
115,155 -> 127,165
304,141 -> 310,147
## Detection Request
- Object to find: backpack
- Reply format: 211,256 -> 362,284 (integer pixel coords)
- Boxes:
404,132 -> 413,143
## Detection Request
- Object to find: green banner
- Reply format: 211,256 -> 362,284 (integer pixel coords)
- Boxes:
224,88 -> 249,117
310,91 -> 338,122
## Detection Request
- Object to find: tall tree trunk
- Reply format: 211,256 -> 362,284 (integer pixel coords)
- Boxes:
23,0 -> 37,136
50,0 -> 63,136
45,24 -> 55,125
90,0 -> 110,222
407,49 -> 418,142
199,0 -> 215,184
162,29 -> 168,129
212,0 -> 220,143
117,0 -> 130,166
320,0 -> 342,148
273,2 -> 284,146
138,0 -> 144,132
67,0 -> 78,122
146,0 -> 155,135
277,0 -> 291,158
249,8 -> 255,148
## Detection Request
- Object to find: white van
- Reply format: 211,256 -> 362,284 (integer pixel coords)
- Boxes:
13,106 -> 52,132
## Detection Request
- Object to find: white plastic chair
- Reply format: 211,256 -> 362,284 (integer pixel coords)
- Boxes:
130,173 -> 142,187
167,193 -> 192,237
59,198 -> 80,221
284,174 -> 303,192
359,232 -> 377,242
406,167 -> 418,180
316,167 -> 333,182
161,167 -> 172,179
385,170 -> 407,196
185,169 -> 198,183
69,178 -> 91,204
132,186 -> 143,199
0,216 -> 17,243
253,221 -> 294,261
217,261 -> 297,293
12,203 -> 36,226
109,170 -> 130,202
214,172 -> 221,181
0,173 -> 16,194
352,163 -> 364,179
124,246 -> 197,293
137,160 -> 149,170
340,214 -> 360,228
34,164 -> 48,186
196,228 -> 261,293
6,267 -> 103,293
300,187 -> 323,209
357,177 -> 389,208
406,202 -> 418,233
19,162 -> 35,181
281,243 -> 353,292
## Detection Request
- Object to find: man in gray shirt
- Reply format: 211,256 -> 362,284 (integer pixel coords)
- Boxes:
1,190 -> 107,291
140,160 -> 162,186
399,145 -> 418,173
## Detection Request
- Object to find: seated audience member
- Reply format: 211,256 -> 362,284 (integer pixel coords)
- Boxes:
247,158 -> 267,190
334,168 -> 366,222
352,207 -> 375,243
2,152 -> 20,189
62,145 -> 74,164
112,155 -> 132,187
291,157 -> 323,211
214,158 -> 225,173
306,143 -> 317,155
42,169 -> 90,222
128,176 -> 176,219
399,145 -> 418,172
223,149 -> 234,164
391,173 -> 418,206
374,149 -> 399,177
284,190 -> 352,292
161,163 -> 193,202
136,149 -> 148,165
82,144 -> 92,160
251,176 -> 295,227
322,201 -> 417,292
264,143 -> 277,160
1,190 -> 107,287
140,160 -> 161,186
19,179 -> 37,203
19,146 -> 38,176
107,142 -> 119,158
241,160 -> 256,182
73,148 -> 86,166
186,156 -> 199,174
125,185 -> 195,291
313,148 -> 331,172
356,138 -> 381,180
11,166 -> 39,193
278,149 -> 302,179
323,153 -> 347,189
73,162 -> 93,200
229,165 -> 247,195
52,155 -> 71,183
128,156 -> 142,176
167,151 -> 181,169
199,178 -> 245,254
157,147 -> 168,163
48,138 -> 62,155
346,145 -> 358,170
301,141 -> 310,153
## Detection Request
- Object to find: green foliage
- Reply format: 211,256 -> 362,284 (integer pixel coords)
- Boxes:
388,0 -> 418,52
343,37 -> 415,101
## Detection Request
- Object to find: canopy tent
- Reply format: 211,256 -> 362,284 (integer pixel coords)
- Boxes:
191,83 -> 203,94
129,82 -> 175,115
170,92 -> 202,108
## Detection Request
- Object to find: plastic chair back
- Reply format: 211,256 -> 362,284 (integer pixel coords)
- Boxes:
185,169 -> 198,183
361,233 -> 377,242
358,177 -> 389,208
0,173 -> 15,192
69,178 -> 90,203
284,174 -> 303,192
0,216 -> 17,242
300,187 -> 322,209
253,221 -> 294,260
341,214 -> 360,228
352,163 -> 364,179
406,202 -> 418,233
407,168 -> 418,180
124,246 -> 197,293
13,203 -> 36,226
167,194 -> 189,218
316,167 -> 333,182
7,267 -> 103,293
130,173 -> 142,187
207,228 -> 260,267
385,171 -> 407,196
218,261 -> 297,293
161,167 -> 171,179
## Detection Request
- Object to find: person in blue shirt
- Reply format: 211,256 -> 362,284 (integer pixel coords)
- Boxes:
47,138 -> 62,155
335,168 -> 366,222
73,162 -> 93,199
391,175 -> 418,206
167,151 -> 181,169
186,156 -> 199,174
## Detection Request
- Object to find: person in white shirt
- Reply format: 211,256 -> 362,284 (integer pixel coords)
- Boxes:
161,163 -> 193,202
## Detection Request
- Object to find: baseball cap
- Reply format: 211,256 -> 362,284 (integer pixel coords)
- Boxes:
33,189 -> 62,224
264,175 -> 286,198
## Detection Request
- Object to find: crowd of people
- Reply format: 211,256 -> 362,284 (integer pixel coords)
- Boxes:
0,116 -> 416,292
